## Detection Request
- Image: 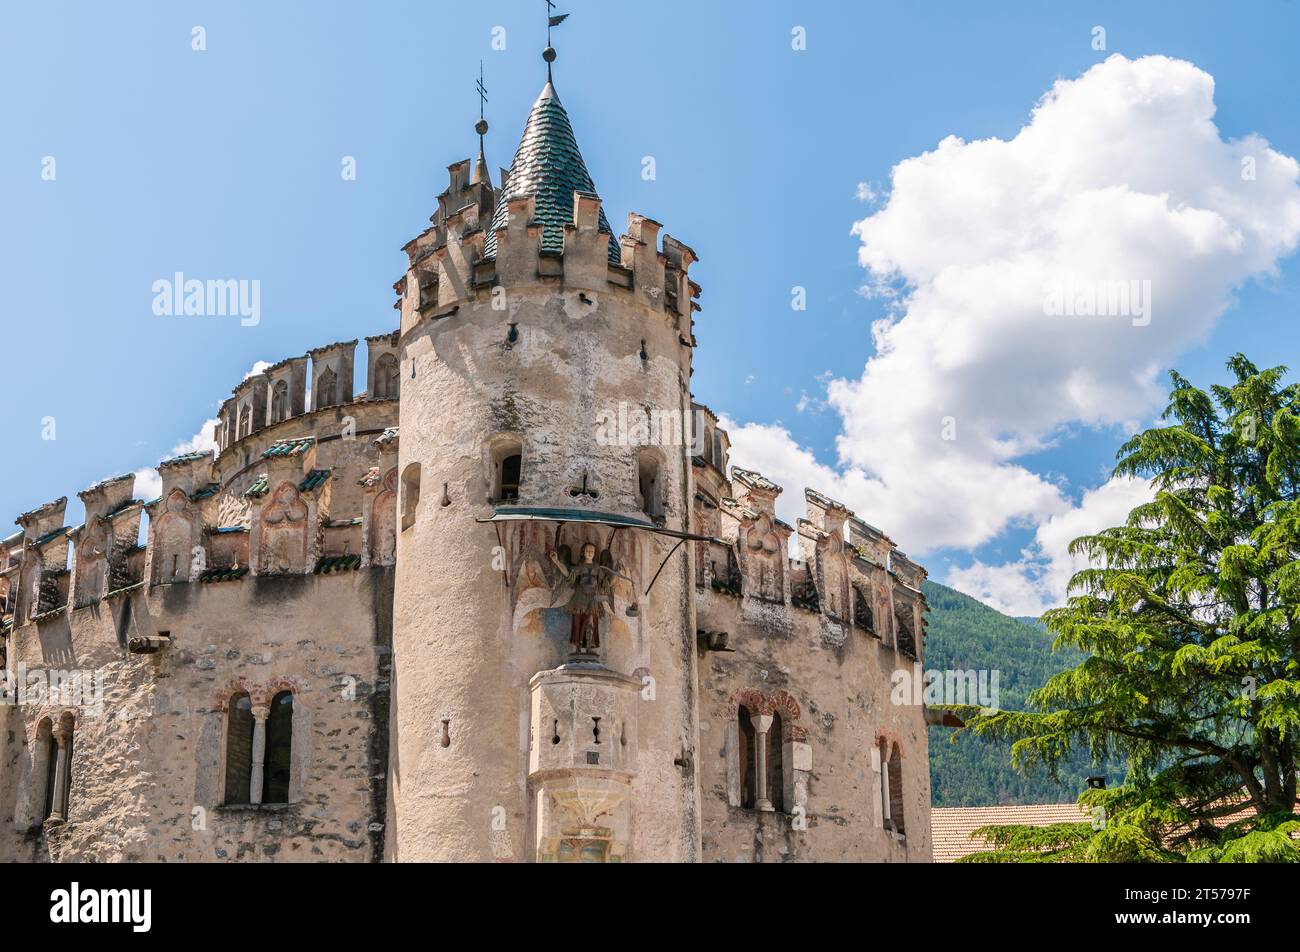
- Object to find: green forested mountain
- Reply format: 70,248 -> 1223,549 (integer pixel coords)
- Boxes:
922,580 -> 1122,806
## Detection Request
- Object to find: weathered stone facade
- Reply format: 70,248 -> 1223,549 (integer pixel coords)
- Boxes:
0,69 -> 930,863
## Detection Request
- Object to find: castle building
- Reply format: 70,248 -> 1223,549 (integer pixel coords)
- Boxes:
0,46 -> 931,863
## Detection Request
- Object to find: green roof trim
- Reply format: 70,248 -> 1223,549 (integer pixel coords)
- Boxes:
199,566 -> 249,583
263,438 -> 315,459
299,469 -> 330,492
33,527 -> 70,547
159,451 -> 208,467
314,554 -> 362,574
244,475 -> 269,498
483,82 -> 620,265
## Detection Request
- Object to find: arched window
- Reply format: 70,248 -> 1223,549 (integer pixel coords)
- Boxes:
768,711 -> 785,813
43,726 -> 59,819
491,440 -> 523,503
263,691 -> 293,804
271,379 -> 290,423
238,404 -> 253,440
888,743 -> 906,835
34,714 -> 74,824
637,451 -> 662,518
401,462 -> 421,531
33,718 -> 57,822
373,353 -> 399,400
316,367 -> 338,409
224,693 -> 254,805
738,705 -> 756,809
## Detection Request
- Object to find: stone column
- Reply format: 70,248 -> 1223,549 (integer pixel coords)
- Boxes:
49,727 -> 71,821
751,713 -> 774,812
249,706 -> 269,805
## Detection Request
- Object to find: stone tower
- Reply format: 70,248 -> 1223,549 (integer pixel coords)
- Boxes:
389,55 -> 704,861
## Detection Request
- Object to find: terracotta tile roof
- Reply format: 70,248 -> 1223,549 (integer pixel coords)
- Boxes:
930,804 -> 1091,863
358,466 -> 382,488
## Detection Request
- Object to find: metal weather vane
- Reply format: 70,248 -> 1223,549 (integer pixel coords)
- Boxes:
544,0 -> 569,80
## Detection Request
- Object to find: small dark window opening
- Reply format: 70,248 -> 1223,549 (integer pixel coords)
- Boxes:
638,452 -> 663,518
768,711 -> 785,813
224,694 -> 254,805
263,691 -> 293,804
42,731 -> 58,820
888,743 -> 906,836
738,705 -> 756,809
499,454 -> 521,502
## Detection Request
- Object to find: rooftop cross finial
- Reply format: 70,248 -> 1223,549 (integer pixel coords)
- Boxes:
472,61 -> 490,185
544,0 -> 569,83
476,60 -> 488,124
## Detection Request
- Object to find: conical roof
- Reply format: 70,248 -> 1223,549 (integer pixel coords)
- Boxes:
483,81 -> 620,264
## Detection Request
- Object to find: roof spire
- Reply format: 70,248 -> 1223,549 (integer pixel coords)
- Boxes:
472,60 -> 490,186
543,1 -> 569,85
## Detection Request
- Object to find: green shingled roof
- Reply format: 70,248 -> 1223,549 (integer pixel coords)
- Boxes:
314,554 -> 361,574
299,469 -> 330,492
483,82 -> 620,265
263,438 -> 315,459
199,566 -> 248,584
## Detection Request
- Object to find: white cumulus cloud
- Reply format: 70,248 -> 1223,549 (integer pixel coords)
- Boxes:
722,54 -> 1300,609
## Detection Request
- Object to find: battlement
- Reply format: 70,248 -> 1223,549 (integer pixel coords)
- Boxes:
691,446 -> 928,643
397,78 -> 701,341
400,189 -> 701,340
215,336 -> 398,455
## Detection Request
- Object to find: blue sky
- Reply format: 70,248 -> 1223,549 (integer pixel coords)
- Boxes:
4,1 -> 1299,612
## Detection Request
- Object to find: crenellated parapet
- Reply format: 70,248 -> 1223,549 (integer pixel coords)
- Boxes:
690,442 -> 927,658
265,355 -> 309,424
146,452 -> 216,584
73,474 -> 142,605
400,197 -> 702,341
13,497 -> 70,624
214,338 -> 397,455
397,103 -> 702,343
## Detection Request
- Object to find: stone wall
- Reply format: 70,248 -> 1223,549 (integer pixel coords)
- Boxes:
0,569 -> 392,863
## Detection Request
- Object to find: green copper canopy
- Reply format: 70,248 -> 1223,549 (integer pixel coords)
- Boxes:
483,82 -> 620,264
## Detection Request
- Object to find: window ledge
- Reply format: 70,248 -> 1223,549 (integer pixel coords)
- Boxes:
215,802 -> 295,813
